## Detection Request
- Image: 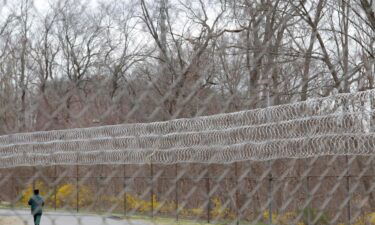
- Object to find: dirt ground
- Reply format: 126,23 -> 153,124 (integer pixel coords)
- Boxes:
0,217 -> 24,225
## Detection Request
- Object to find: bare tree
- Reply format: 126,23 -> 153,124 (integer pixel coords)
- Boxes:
140,0 -> 232,118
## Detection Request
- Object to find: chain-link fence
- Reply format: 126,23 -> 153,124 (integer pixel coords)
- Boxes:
0,156 -> 375,225
1,0 -> 375,224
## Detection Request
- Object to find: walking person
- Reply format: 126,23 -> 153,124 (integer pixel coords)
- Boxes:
28,189 -> 45,225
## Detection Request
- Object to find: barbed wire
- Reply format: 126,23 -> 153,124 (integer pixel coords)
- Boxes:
0,89 -> 374,167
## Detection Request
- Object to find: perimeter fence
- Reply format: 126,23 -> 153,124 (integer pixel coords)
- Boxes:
2,156 -> 375,225
2,88 -> 375,224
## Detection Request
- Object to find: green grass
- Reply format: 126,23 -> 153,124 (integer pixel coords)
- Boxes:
0,201 -> 12,209
117,214 -> 260,225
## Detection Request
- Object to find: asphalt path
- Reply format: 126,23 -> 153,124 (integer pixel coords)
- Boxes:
0,209 -> 150,225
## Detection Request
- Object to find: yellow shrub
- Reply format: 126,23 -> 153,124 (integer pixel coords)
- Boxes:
78,185 -> 93,207
124,193 -> 162,213
21,181 -> 47,206
158,201 -> 176,214
276,211 -> 296,225
180,208 -> 191,217
56,184 -> 74,207
21,185 -> 34,206
368,212 -> 375,224
211,197 -> 231,219
354,212 -> 375,225
263,210 -> 277,223
354,216 -> 366,225
191,207 -> 205,217
126,193 -> 137,210
138,196 -> 152,212
49,183 -> 93,208
262,211 -> 306,225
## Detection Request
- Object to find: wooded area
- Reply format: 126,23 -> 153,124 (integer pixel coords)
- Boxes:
0,0 -> 373,132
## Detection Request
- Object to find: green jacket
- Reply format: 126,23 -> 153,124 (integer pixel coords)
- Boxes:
28,195 -> 44,215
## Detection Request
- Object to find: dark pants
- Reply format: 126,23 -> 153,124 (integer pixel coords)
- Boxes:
33,213 -> 42,225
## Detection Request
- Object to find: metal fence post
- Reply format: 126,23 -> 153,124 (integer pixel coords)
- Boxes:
32,166 -> 36,190
100,165 -> 104,213
150,162 -> 154,218
76,165 -> 79,213
346,156 -> 351,224
54,165 -> 57,211
268,161 -> 273,225
206,166 -> 211,224
124,164 -> 127,216
306,176 -> 311,225
11,175 -> 15,207
235,162 -> 240,225
175,164 -> 179,221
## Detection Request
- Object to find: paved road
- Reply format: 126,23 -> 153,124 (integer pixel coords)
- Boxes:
0,209 -> 150,225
